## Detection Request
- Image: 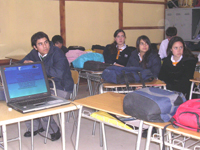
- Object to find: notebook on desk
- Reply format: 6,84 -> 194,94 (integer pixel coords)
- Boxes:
0,62 -> 70,113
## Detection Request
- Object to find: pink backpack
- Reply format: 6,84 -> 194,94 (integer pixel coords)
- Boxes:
171,99 -> 200,132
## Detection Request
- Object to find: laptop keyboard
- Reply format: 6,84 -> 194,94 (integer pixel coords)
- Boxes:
17,97 -> 56,106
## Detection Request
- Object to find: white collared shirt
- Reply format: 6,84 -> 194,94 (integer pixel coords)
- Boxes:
38,52 -> 47,61
116,44 -> 127,51
171,55 -> 183,66
138,53 -> 142,61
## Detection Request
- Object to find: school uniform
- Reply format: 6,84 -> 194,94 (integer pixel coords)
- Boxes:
158,55 -> 198,99
103,44 -> 134,66
19,42 -> 74,135
126,50 -> 161,78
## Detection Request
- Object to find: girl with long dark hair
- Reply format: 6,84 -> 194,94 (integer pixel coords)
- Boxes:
103,29 -> 134,66
126,35 -> 161,78
158,36 -> 197,99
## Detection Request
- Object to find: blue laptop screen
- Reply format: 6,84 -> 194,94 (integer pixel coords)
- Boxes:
3,63 -> 48,99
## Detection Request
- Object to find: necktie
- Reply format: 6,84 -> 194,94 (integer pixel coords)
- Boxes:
116,49 -> 122,60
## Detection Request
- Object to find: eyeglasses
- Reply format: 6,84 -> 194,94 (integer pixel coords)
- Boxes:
140,42 -> 148,46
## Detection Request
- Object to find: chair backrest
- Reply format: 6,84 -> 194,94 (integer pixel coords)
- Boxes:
71,70 -> 79,85
70,70 -> 79,100
194,71 -> 200,79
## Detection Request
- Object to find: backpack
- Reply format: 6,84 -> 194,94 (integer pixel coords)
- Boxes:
101,66 -> 154,85
123,87 -> 186,122
83,61 -> 111,71
72,53 -> 104,69
171,99 -> 200,132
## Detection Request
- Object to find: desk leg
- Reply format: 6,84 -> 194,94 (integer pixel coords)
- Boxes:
86,74 -> 93,96
61,112 -> 65,150
136,120 -> 143,150
101,122 -> 107,150
189,82 -> 194,100
18,122 -> 22,150
75,106 -> 83,150
145,125 -> 153,150
2,125 -> 7,150
31,119 -> 34,150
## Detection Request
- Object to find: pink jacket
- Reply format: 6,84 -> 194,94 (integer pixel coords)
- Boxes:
66,50 -> 87,63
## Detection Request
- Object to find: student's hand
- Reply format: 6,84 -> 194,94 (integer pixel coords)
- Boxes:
24,60 -> 34,63
114,63 -> 124,67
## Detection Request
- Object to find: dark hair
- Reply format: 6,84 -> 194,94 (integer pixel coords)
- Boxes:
166,27 -> 177,37
167,36 -> 194,58
31,31 -> 50,47
52,35 -> 63,45
136,35 -> 152,68
109,29 -> 126,54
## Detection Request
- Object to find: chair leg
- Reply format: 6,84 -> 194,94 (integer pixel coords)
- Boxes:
44,116 -> 51,144
66,111 -> 75,122
92,121 -> 96,135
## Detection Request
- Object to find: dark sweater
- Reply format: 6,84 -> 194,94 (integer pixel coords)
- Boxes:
103,44 -> 134,66
126,50 -> 161,78
19,42 -> 74,92
158,56 -> 198,99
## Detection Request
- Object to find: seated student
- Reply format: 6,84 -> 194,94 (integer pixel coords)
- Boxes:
158,36 -> 197,100
126,35 -> 161,78
19,31 -> 74,141
52,35 -> 69,54
103,29 -> 134,67
158,27 -> 177,59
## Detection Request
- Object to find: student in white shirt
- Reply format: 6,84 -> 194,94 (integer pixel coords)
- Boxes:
158,27 -> 177,59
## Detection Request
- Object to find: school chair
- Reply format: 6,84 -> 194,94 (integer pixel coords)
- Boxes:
44,78 -> 59,144
66,70 -> 79,122
189,71 -> 200,99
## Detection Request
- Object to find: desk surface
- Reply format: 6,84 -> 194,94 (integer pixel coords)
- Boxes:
76,92 -> 131,118
102,79 -> 166,88
0,101 -> 80,125
5,55 -> 26,61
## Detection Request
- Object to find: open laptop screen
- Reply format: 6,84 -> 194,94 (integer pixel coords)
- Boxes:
0,62 -> 51,102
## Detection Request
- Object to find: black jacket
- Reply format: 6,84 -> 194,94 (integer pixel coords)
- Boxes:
158,56 -> 198,99
20,42 -> 74,92
103,44 -> 134,66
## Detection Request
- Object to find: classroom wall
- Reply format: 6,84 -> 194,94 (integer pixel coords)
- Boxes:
0,0 -> 165,59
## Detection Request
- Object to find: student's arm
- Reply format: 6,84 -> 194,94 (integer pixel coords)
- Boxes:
44,52 -> 69,79
158,61 -> 171,83
103,45 -> 114,64
149,55 -> 161,78
178,59 -> 197,82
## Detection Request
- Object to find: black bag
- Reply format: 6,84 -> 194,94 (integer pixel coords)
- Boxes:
83,61 -> 111,71
68,46 -> 85,51
91,45 -> 105,50
123,87 -> 186,122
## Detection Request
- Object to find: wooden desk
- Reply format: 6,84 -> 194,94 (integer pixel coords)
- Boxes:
0,101 -> 82,150
75,92 -> 143,150
99,79 -> 166,94
5,55 -> 26,65
72,68 -> 103,96
144,121 -> 200,150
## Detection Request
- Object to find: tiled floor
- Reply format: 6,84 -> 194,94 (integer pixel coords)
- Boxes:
0,83 -> 160,150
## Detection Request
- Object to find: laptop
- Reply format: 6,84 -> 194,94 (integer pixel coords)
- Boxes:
0,62 -> 71,113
